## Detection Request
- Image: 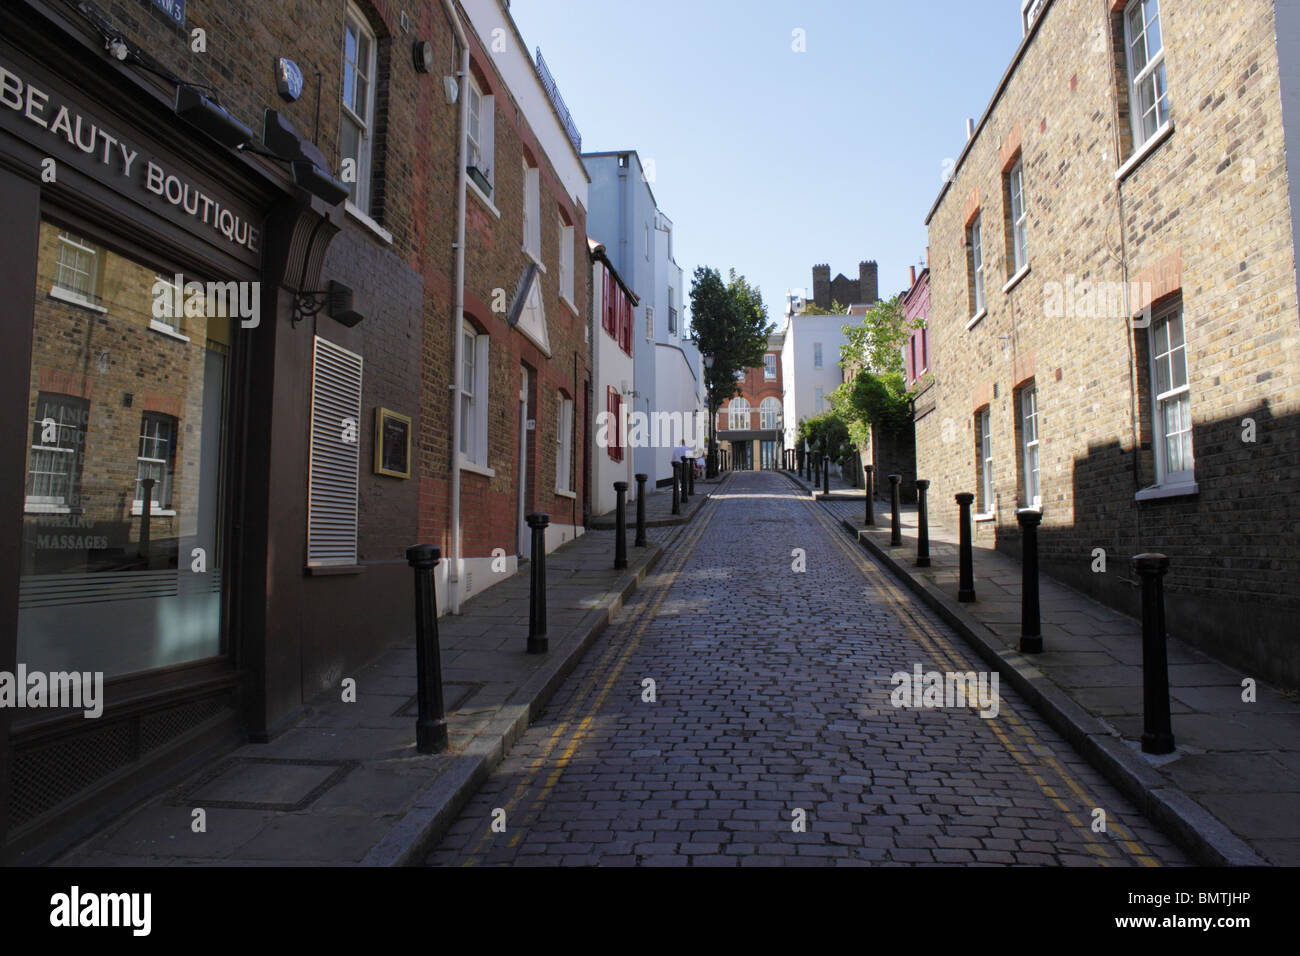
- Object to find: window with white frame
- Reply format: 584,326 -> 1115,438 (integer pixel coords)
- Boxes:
341,4 -> 377,215
1148,303 -> 1193,485
813,342 -> 823,368
1124,0 -> 1170,149
764,354 -> 777,380
51,232 -> 100,307
668,287 -> 677,333
968,215 -> 985,317
1019,383 -> 1040,508
759,397 -> 780,430
26,392 -> 88,511
151,274 -> 187,337
1006,159 -> 1028,275
135,412 -> 177,512
728,398 -> 750,431
555,393 -> 574,493
645,306 -> 654,342
460,322 -> 489,466
815,387 -> 824,413
467,73 -> 494,193
558,218 -> 574,306
977,407 -> 994,513
522,162 -> 540,261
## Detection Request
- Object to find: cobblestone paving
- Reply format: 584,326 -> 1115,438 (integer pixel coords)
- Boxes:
427,471 -> 1187,866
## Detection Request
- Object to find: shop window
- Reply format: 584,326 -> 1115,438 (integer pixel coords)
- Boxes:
20,219 -> 231,678
134,412 -> 178,514
308,335 -> 363,566
26,392 -> 88,512
341,3 -> 378,215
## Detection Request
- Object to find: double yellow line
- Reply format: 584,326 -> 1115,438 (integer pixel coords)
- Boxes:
461,490 -> 723,865
801,496 -> 1160,867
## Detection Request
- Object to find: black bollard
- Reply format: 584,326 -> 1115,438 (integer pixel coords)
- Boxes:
1133,553 -> 1175,754
1017,508 -> 1043,654
888,474 -> 902,546
671,462 -> 681,515
822,456 -> 830,495
406,544 -> 449,753
613,481 -> 629,569
526,513 -> 549,654
634,473 -> 648,547
915,479 -> 931,568
864,465 -> 875,525
687,457 -> 696,496
956,493 -> 976,602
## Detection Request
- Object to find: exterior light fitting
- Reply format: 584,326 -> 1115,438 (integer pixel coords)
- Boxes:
175,84 -> 252,148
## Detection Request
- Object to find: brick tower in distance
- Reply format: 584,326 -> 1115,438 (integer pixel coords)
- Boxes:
810,260 -> 878,310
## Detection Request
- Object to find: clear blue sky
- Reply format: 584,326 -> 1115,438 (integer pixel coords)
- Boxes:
510,0 -> 1025,326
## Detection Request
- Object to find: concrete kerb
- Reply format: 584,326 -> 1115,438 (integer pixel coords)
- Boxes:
832,512 -> 1267,868
361,541 -> 666,866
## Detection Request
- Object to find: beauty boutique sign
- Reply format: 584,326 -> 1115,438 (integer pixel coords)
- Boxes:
0,54 -> 260,262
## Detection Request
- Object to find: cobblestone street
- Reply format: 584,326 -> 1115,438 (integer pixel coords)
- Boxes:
427,472 -> 1187,866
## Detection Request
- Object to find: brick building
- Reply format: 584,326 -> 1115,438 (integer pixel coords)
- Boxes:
0,0 -> 589,861
916,0 -> 1300,688
811,260 -> 879,312
717,333 -> 785,470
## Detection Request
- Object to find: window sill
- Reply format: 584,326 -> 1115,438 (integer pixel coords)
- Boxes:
305,563 -> 366,576
1115,120 -> 1175,183
130,505 -> 177,517
973,511 -> 997,522
345,201 -> 394,245
554,488 -> 577,500
1134,480 -> 1198,502
24,503 -> 73,514
149,319 -> 190,343
467,177 -> 501,219
561,295 -> 580,318
459,455 -> 495,479
966,308 -> 988,331
523,248 -> 547,273
48,286 -> 107,313
1001,264 -> 1031,295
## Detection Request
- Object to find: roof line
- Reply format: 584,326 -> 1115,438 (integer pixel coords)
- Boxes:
924,0 -> 1055,225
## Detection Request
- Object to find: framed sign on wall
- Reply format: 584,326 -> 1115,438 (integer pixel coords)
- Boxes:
374,407 -> 411,479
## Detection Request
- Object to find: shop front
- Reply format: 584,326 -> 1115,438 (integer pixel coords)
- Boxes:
0,2 -> 339,862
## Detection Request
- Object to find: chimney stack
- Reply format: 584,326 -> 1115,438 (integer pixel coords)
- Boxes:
966,117 -> 975,140
909,265 -> 917,287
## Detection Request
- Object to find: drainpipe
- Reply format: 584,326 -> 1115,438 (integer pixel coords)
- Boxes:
443,0 -> 469,613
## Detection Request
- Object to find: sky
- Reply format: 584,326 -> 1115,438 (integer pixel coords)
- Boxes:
510,0 -> 1027,327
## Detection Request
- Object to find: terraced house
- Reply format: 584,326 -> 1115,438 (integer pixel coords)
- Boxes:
916,0 -> 1300,688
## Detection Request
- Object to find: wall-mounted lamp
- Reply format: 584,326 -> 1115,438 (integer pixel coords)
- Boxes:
294,280 -> 364,328
443,75 -> 459,105
413,40 -> 435,73
264,109 -> 348,206
175,84 -> 252,148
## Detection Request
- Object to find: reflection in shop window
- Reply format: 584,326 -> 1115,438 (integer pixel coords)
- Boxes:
52,232 -> 101,307
20,219 -> 232,678
26,392 -> 88,512
135,413 -> 177,513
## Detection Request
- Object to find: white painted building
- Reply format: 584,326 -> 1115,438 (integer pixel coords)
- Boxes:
589,239 -> 638,516
780,308 -> 853,452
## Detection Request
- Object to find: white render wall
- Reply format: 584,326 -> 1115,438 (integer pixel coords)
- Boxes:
591,257 -> 636,516
781,312 -> 852,450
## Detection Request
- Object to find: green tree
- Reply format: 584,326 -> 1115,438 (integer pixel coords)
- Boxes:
799,299 -> 847,316
690,266 -> 775,451
839,294 -> 916,377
